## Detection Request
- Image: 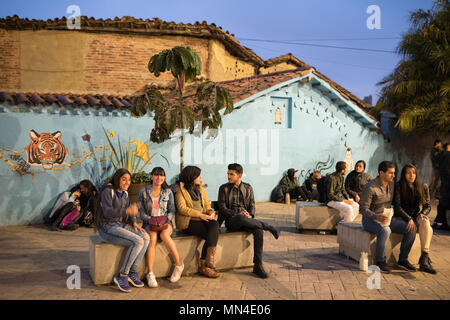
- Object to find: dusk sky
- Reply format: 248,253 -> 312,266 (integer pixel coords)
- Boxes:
1,0 -> 436,104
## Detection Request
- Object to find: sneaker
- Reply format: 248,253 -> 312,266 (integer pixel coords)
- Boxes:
376,261 -> 392,274
397,259 -> 417,272
253,264 -> 268,279
128,272 -> 144,287
419,252 -> 437,274
170,263 -> 184,283
146,272 -> 158,288
113,274 -> 131,293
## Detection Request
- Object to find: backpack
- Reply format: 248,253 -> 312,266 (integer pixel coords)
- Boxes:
317,174 -> 331,204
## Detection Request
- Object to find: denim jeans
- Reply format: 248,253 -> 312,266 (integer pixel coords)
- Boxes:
98,222 -> 149,275
389,217 -> 416,261
362,216 -> 391,263
362,216 -> 416,262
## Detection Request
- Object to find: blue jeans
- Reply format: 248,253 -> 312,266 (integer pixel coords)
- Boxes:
98,222 -> 149,275
362,216 -> 416,262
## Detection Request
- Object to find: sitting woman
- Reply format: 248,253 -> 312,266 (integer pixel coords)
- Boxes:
47,179 -> 97,231
77,179 -> 97,227
94,168 -> 150,293
138,167 -> 184,288
344,160 -> 373,203
393,164 -> 436,274
175,165 -> 220,278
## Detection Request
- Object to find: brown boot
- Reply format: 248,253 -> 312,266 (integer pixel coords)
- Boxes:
200,247 -> 219,278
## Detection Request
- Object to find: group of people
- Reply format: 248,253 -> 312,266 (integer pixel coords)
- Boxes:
277,152 -> 450,275
93,164 -> 280,293
50,142 -> 450,293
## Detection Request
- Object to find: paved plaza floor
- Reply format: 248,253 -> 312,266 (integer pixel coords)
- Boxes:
1,201 -> 449,300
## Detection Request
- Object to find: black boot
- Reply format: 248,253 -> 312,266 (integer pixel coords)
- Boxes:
265,225 -> 280,239
376,260 -> 392,274
419,252 -> 437,274
253,264 -> 268,279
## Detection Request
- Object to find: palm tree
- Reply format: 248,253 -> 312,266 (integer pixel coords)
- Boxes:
131,46 -> 234,171
374,0 -> 449,136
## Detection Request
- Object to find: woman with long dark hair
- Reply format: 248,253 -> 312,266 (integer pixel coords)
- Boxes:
94,168 -> 150,292
344,160 -> 373,203
175,166 -> 220,278
138,167 -> 184,287
393,164 -> 436,274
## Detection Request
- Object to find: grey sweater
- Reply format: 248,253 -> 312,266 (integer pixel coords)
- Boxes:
99,186 -> 136,226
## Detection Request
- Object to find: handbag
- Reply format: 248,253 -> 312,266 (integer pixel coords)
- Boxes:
148,215 -> 169,232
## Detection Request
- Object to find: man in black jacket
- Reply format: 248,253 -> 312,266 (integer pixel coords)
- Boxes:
218,163 -> 280,278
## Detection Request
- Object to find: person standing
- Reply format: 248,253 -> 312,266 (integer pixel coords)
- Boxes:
218,163 -> 280,279
360,161 -> 416,273
429,139 -> 443,199
434,143 -> 450,230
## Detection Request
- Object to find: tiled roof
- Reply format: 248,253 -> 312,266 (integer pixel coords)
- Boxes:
0,67 -> 373,119
264,53 -> 309,68
0,92 -> 132,108
0,15 -> 264,67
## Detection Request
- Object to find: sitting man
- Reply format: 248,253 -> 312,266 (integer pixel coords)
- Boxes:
327,161 -> 360,222
360,161 -> 417,273
277,168 -> 311,202
218,163 -> 280,279
304,170 -> 321,201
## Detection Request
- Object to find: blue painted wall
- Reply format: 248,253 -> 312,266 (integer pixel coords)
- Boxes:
0,77 -> 394,226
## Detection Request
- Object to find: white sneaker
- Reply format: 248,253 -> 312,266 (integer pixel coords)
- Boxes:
146,272 -> 158,288
170,263 -> 184,283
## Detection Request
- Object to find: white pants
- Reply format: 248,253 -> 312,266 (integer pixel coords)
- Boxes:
327,200 -> 360,222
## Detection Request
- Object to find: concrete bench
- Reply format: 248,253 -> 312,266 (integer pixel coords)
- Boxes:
89,227 -> 254,286
295,201 -> 362,231
337,222 -> 421,266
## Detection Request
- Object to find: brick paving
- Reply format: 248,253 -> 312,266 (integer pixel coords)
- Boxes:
0,200 -> 449,300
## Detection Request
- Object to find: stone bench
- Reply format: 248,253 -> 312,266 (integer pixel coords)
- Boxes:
295,201 -> 362,231
89,227 -> 254,286
337,222 -> 421,266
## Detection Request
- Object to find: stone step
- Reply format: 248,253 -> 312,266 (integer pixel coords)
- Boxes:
89,228 -> 254,285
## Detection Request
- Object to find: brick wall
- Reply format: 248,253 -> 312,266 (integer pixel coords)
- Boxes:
0,30 -> 20,90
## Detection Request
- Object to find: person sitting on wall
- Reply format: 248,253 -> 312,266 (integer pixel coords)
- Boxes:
327,161 -> 360,222
394,164 -> 436,274
304,170 -> 321,201
275,168 -> 312,202
175,166 -> 220,278
218,163 -> 280,279
360,161 -> 417,274
344,160 -> 373,203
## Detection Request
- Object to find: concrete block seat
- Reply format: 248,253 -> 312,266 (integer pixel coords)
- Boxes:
89,227 -> 254,286
337,222 -> 421,266
295,201 -> 362,231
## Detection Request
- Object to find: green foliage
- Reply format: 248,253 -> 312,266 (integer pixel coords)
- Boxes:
131,46 -> 235,167
375,0 -> 450,136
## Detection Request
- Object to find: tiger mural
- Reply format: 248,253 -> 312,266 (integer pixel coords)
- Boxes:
25,130 -> 69,169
